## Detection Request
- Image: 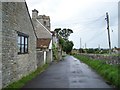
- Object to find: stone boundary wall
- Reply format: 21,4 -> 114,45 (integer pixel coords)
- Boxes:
37,49 -> 52,67
80,54 -> 120,65
0,2 -> 2,89
36,50 -> 44,67
46,50 -> 52,64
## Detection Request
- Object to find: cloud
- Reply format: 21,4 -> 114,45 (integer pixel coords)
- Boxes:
26,0 -> 118,48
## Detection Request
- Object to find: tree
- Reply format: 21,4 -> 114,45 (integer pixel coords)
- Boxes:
58,28 -> 73,40
63,40 -> 74,54
54,28 -> 73,40
54,28 -> 74,54
54,28 -> 61,38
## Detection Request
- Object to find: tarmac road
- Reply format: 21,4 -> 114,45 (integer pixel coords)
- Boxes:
22,55 -> 114,88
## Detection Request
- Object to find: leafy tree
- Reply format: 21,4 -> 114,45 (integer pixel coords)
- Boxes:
63,40 -> 74,54
54,28 -> 61,38
54,28 -> 74,54
54,28 -> 73,40
59,28 -> 73,40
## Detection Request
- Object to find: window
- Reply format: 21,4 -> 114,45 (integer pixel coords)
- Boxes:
43,21 -> 46,26
18,32 -> 29,54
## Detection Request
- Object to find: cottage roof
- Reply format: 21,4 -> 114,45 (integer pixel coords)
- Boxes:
32,19 -> 52,39
37,38 -> 51,49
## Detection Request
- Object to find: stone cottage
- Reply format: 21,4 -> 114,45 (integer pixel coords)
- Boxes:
32,9 -> 53,67
0,1 -> 37,88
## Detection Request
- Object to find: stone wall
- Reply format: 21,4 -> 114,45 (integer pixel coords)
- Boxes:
36,50 -> 44,67
46,50 -> 52,63
58,51 -> 62,60
36,49 -> 53,67
1,2 -> 37,88
0,2 -> 2,89
80,54 -> 120,65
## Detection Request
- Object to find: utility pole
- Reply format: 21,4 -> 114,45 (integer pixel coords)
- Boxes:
79,37 -> 82,53
85,43 -> 86,49
105,12 -> 111,54
80,37 -> 82,49
98,44 -> 100,50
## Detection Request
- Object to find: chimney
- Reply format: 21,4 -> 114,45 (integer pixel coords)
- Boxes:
32,9 -> 38,19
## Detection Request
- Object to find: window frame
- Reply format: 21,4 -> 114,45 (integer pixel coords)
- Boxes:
17,32 -> 29,54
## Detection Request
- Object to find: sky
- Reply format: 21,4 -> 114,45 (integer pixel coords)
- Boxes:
26,0 -> 119,49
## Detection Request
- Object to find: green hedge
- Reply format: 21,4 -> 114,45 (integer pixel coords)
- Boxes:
73,54 -> 120,88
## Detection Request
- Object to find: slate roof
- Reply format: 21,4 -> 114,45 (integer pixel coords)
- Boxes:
32,18 -> 52,49
32,19 -> 52,39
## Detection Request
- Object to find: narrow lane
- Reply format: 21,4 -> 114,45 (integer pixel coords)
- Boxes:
22,55 -> 113,88
67,56 -> 112,88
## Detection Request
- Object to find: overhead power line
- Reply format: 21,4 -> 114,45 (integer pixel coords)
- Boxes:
52,15 -> 105,27
86,29 -> 106,44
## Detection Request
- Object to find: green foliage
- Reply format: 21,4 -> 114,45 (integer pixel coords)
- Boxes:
59,37 -> 74,54
78,48 -> 110,54
79,48 -> 85,53
54,28 -> 73,40
59,37 -> 65,47
54,28 -> 74,54
73,54 -> 120,88
3,64 -> 49,89
63,40 -> 74,54
52,43 -> 59,61
84,48 -> 100,54
59,28 -> 73,40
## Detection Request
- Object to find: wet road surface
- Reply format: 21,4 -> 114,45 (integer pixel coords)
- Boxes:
22,56 -> 113,88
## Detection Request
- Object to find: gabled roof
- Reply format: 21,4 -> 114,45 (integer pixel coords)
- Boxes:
37,38 -> 51,49
32,19 -> 52,39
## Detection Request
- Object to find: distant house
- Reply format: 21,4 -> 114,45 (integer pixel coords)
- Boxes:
113,47 -> 120,54
51,31 -> 59,47
0,1 -> 37,88
72,49 -> 79,54
32,9 -> 53,66
117,48 -> 120,54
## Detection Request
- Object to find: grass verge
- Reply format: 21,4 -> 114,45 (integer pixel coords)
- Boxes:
3,64 -> 49,90
73,54 -> 120,88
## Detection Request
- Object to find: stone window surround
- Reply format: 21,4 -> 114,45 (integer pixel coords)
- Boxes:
17,31 -> 29,54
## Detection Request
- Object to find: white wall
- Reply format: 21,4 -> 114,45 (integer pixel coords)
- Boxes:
44,51 -> 47,64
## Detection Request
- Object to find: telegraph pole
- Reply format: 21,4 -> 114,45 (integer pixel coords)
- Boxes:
105,12 -> 111,54
79,37 -> 82,53
80,37 -> 82,49
85,43 -> 86,49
